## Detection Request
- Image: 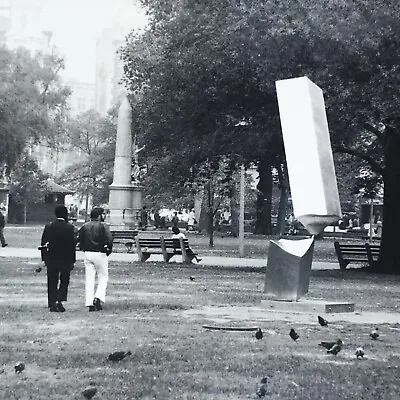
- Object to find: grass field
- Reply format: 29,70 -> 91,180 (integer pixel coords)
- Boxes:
1,254 -> 400,399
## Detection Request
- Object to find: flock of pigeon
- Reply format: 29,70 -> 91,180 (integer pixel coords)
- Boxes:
12,350 -> 132,399
254,315 -> 381,398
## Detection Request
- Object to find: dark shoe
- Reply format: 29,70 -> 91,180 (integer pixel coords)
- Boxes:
93,298 -> 102,311
88,306 -> 95,312
196,258 -> 202,263
57,302 -> 65,312
2,244 -> 8,248
49,304 -> 59,312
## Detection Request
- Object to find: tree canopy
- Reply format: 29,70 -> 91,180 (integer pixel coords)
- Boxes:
0,47 -> 71,174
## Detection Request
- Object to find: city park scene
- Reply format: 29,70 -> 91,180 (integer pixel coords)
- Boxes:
1,0 -> 400,399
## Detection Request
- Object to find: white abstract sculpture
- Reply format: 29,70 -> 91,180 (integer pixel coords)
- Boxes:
275,76 -> 341,234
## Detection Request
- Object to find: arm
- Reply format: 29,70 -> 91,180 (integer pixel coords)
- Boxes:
41,224 -> 50,246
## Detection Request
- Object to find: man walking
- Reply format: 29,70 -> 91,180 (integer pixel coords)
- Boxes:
78,207 -> 113,312
0,208 -> 8,247
41,206 -> 76,312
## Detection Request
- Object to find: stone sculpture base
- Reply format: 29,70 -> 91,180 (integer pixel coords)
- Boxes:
264,236 -> 314,301
260,298 -> 355,314
108,183 -> 143,229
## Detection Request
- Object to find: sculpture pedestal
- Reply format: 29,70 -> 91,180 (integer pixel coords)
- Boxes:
108,183 -> 143,229
264,237 -> 314,301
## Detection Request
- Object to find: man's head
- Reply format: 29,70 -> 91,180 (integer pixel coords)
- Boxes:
90,207 -> 105,221
55,206 -> 68,221
172,227 -> 180,234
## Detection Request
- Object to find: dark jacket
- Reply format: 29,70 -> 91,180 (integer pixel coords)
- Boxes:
41,218 -> 76,264
0,212 -> 4,228
79,221 -> 113,253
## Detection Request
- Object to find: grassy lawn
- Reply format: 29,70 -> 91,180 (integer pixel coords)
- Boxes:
0,257 -> 400,399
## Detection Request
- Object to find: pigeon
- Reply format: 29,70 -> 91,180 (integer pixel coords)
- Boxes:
319,339 -> 343,350
355,347 -> 365,359
256,377 -> 268,398
108,350 -> 132,362
327,343 -> 342,355
82,386 -> 97,399
318,315 -> 329,327
35,267 -> 42,273
255,328 -> 263,340
370,328 -> 379,340
189,276 -> 195,281
14,362 -> 25,374
289,328 -> 299,341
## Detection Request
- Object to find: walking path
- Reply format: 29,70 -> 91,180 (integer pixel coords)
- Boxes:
0,245 -> 340,270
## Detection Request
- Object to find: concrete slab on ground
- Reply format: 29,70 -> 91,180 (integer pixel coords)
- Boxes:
181,305 -> 400,325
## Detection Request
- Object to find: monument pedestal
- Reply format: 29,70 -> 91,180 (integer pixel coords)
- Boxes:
108,183 -> 143,229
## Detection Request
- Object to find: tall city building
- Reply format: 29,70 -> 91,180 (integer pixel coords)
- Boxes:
95,23 -> 127,115
66,80 -> 95,116
0,0 -> 53,53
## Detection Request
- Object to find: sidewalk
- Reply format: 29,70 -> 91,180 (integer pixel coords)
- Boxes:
0,246 -> 340,270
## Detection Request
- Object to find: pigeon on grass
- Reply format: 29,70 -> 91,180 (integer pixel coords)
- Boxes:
355,347 -> 365,359
370,328 -> 379,340
318,315 -> 329,327
14,362 -> 25,374
256,377 -> 268,398
108,350 -> 132,362
327,343 -> 342,355
82,385 -> 97,399
319,339 -> 343,350
289,328 -> 299,341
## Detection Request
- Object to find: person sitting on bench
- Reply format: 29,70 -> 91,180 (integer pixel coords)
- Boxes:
171,227 -> 202,263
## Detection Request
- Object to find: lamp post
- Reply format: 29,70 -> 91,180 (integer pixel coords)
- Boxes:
239,164 -> 245,256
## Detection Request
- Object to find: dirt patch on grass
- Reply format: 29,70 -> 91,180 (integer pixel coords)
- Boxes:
180,305 -> 400,325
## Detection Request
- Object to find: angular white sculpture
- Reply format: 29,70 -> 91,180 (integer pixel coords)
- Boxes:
275,76 -> 341,234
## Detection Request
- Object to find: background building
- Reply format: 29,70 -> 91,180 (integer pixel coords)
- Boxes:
95,23 -> 127,114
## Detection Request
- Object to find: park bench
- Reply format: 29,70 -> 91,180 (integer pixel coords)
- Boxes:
365,242 -> 381,268
111,230 -> 138,252
135,236 -> 198,263
334,241 -> 380,269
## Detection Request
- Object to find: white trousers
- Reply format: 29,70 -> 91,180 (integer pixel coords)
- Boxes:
84,251 -> 109,306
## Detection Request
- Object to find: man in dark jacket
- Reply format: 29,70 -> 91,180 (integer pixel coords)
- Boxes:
41,206 -> 76,312
78,207 -> 113,312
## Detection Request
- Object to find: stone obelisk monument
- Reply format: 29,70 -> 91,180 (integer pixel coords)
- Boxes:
108,95 -> 143,228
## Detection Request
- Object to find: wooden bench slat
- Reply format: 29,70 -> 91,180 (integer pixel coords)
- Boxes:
334,241 -> 380,270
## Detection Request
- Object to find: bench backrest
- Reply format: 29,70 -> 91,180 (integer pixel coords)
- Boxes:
111,230 -> 138,239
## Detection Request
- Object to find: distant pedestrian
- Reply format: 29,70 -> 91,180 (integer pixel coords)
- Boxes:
41,206 -> 76,312
78,207 -> 113,312
171,227 -> 201,263
187,209 -> 196,231
140,206 -> 148,231
171,211 -> 179,228
154,210 -> 161,229
0,209 -> 8,247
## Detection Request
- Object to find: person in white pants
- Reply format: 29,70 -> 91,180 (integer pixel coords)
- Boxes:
84,251 -> 109,310
78,207 -> 113,311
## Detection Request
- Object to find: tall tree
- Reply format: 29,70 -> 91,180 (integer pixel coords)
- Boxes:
0,47 -> 71,174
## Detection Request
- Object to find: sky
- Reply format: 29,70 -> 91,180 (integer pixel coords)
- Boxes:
40,0 -> 148,83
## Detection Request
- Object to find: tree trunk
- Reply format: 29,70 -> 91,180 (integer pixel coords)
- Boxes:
276,163 -> 289,235
254,156 -> 272,235
377,130 -> 400,274
206,179 -> 214,247
23,201 -> 27,225
229,172 -> 239,237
